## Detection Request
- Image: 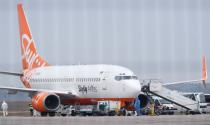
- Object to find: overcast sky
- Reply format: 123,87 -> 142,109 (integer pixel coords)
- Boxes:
0,0 -> 210,87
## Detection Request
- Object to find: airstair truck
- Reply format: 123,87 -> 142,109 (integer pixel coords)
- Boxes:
141,80 -> 207,114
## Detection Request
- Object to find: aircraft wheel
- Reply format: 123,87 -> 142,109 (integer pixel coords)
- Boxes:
41,112 -> 48,117
49,112 -> 55,117
61,114 -> 67,116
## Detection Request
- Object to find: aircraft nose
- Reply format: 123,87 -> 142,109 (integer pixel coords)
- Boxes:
126,80 -> 142,92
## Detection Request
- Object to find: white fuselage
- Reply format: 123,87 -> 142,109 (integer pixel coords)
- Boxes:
25,65 -> 141,99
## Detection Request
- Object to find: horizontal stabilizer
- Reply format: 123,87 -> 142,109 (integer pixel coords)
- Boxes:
0,71 -> 23,76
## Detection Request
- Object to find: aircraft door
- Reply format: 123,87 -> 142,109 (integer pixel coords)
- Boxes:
100,71 -> 110,91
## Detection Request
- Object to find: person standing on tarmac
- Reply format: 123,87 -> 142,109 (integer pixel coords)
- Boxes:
1,101 -> 8,117
134,97 -> 141,116
28,104 -> 33,116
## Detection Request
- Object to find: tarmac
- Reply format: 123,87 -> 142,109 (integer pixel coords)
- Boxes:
0,115 -> 210,125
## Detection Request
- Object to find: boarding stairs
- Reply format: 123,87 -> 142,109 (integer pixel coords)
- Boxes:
141,80 -> 200,112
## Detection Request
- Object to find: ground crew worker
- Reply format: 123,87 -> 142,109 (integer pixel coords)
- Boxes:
149,102 -> 155,116
1,101 -> 8,117
134,97 -> 141,116
154,99 -> 161,115
29,104 -> 33,116
119,107 -> 126,116
33,109 -> 40,117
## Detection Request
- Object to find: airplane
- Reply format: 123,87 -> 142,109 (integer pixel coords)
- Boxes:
0,4 -> 208,116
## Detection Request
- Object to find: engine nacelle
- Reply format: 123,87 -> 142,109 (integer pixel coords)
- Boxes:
32,92 -> 60,112
138,94 -> 149,108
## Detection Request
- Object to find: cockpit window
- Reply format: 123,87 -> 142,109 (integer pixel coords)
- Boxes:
132,76 -> 138,80
115,75 -> 138,81
115,76 -> 122,81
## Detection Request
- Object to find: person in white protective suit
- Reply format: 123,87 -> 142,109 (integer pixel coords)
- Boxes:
1,101 -> 8,117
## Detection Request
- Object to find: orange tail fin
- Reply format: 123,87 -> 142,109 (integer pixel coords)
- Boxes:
202,56 -> 208,87
17,4 -> 49,70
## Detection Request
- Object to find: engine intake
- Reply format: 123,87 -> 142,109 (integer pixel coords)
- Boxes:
32,92 -> 60,112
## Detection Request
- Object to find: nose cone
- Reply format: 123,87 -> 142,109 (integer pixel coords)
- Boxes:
125,80 -> 142,96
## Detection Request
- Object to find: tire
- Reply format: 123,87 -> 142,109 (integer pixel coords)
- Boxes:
49,112 -> 55,117
108,111 -> 116,116
71,111 -> 76,116
61,114 -> 67,116
41,112 -> 48,117
168,112 -> 174,115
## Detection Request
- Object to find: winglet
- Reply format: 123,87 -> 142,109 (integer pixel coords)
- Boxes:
202,56 -> 208,87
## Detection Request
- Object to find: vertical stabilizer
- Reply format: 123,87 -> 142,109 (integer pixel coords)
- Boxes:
202,56 -> 208,87
17,4 -> 49,70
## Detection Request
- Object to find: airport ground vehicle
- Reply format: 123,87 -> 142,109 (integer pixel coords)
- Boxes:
95,101 -> 121,116
160,101 -> 176,114
160,99 -> 177,115
141,80 -> 208,114
153,97 -> 177,115
55,101 -> 121,116
56,105 -> 75,116
78,105 -> 95,116
181,93 -> 207,114
204,94 -> 210,113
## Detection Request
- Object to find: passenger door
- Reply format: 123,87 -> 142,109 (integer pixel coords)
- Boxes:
100,71 -> 110,91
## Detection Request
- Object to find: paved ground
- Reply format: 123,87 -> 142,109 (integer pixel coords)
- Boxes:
0,101 -> 30,116
0,115 -> 210,125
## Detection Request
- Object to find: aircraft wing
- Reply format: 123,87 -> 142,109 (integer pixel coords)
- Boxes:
0,71 -> 78,97
0,85 -> 78,97
163,56 -> 208,87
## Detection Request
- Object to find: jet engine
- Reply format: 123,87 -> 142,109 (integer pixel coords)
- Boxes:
138,94 -> 149,108
31,92 -> 60,112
